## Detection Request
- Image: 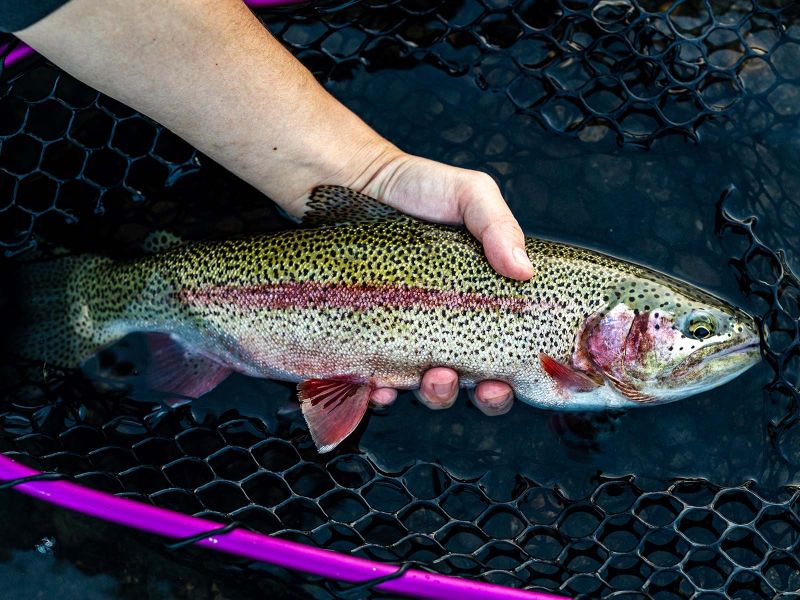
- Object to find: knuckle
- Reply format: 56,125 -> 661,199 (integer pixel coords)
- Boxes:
492,218 -> 525,243
458,170 -> 499,196
415,389 -> 454,410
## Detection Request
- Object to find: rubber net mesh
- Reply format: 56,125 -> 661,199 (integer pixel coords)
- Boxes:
2,1 -> 800,598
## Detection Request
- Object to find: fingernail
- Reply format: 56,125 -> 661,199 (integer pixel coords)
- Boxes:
486,391 -> 512,406
432,382 -> 453,399
514,247 -> 533,271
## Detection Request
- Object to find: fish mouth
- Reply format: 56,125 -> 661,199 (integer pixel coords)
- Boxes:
710,339 -> 760,361
667,338 -> 760,380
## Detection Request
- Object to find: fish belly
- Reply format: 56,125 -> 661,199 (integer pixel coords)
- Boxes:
191,303 -> 542,391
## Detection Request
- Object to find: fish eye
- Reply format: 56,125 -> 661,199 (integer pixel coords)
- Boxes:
685,311 -> 716,341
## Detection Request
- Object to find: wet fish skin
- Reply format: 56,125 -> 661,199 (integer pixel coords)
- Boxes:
12,186 -> 760,452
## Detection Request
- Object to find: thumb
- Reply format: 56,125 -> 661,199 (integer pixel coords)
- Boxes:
457,173 -> 534,281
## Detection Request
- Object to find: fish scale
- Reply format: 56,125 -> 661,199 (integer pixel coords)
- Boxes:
106,228 -> 611,387
10,186 -> 759,451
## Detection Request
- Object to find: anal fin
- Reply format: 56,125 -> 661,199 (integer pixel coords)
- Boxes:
299,378 -> 372,453
146,333 -> 232,404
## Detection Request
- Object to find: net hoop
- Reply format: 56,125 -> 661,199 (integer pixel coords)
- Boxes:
0,448 -> 566,598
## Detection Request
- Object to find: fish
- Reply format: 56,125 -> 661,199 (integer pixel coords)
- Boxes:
7,186 -> 761,452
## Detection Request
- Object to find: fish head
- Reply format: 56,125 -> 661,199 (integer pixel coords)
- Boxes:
577,274 -> 760,405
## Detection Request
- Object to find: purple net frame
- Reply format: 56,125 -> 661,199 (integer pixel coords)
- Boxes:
0,454 -> 565,599
1,42 -> 32,66
0,1 -> 568,597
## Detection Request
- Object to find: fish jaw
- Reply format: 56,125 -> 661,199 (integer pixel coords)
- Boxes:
647,341 -> 761,402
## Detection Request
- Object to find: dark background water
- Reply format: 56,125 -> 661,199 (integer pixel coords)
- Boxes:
326,64 -> 779,495
24,60 -> 783,494
2,1 -> 800,598
0,61 -> 788,600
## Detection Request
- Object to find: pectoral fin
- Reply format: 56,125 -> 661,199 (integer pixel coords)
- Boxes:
539,353 -> 603,393
299,378 -> 372,453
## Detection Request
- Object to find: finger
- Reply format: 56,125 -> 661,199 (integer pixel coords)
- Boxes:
470,380 -> 514,416
480,219 -> 535,281
458,173 -> 534,281
370,387 -> 398,407
416,367 -> 459,410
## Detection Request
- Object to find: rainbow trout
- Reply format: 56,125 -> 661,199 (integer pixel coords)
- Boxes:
11,186 -> 760,452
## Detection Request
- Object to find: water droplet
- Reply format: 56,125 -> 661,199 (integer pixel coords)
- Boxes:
35,536 -> 56,555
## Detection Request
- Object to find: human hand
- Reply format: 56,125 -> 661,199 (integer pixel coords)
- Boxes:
341,146 -> 532,416
19,0 -> 528,416
357,150 -> 535,282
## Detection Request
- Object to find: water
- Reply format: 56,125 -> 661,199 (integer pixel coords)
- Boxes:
0,490 -> 299,599
2,6 -> 800,599
323,64 -> 780,497
37,59 -> 782,497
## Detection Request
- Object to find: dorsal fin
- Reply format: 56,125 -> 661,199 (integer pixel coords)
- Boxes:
13,237 -> 71,262
143,230 -> 187,254
301,185 -> 406,226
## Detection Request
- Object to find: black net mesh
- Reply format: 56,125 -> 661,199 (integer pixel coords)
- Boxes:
3,364 -> 800,599
2,1 -> 800,598
2,0 -> 800,256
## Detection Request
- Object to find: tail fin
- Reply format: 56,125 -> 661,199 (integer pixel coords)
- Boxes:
6,255 -> 112,369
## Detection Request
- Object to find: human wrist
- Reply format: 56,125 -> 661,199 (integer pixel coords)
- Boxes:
274,133 -> 405,217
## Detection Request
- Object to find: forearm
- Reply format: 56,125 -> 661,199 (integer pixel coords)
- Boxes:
17,0 -> 535,287
15,0 -> 534,409
17,0 -> 394,211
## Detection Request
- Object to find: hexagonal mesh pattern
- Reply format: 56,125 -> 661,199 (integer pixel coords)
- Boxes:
266,0 -> 800,145
2,0 -> 800,255
2,1 -> 800,598
3,360 -> 800,598
0,36 -> 202,256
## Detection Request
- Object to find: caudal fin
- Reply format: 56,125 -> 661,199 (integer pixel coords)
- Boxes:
6,255 -> 110,369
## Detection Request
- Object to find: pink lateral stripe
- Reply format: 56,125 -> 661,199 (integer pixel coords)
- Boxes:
0,6 -> 561,594
180,281 -> 538,313
0,454 -> 567,600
